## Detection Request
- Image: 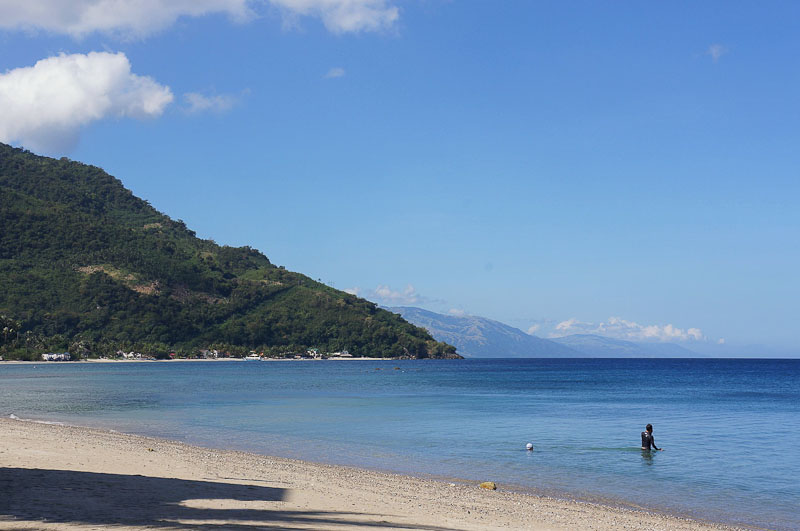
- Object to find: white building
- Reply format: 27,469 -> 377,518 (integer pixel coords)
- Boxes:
41,352 -> 70,361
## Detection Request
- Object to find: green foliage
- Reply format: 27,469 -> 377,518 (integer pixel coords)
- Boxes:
0,143 -> 459,360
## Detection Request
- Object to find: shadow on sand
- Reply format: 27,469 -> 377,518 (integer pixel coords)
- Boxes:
0,467 -> 459,530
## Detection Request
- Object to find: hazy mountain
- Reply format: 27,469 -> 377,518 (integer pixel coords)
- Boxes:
390,307 -> 707,358
639,341 -> 705,358
687,341 -> 799,358
551,334 -> 703,358
389,307 -> 580,358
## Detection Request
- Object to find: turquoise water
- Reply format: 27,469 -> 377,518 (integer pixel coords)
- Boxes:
1,358 -> 798,530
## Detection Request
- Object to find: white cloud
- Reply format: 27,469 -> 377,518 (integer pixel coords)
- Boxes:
183,92 -> 240,114
553,318 -> 579,334
448,308 -> 466,317
0,51 -> 173,153
343,284 -> 426,305
526,324 -> 541,335
0,0 -> 253,38
270,0 -> 398,33
324,67 -> 346,79
0,0 -> 398,37
718,338 -> 726,345
707,43 -> 728,62
550,316 -> 706,343
372,284 -> 421,305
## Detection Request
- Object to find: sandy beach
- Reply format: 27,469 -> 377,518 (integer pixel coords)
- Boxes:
0,418 -> 745,531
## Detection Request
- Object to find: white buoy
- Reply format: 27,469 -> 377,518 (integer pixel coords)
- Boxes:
526,443 -> 533,451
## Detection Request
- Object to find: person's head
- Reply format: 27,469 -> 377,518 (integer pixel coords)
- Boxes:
646,423 -> 653,433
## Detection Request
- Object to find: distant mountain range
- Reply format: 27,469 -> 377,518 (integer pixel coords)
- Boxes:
388,307 -> 578,358
389,307 -> 705,358
550,334 -> 701,358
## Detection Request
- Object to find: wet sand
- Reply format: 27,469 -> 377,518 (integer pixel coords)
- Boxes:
0,417 -> 745,530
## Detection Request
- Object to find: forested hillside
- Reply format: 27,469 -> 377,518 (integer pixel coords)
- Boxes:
0,143 -> 457,360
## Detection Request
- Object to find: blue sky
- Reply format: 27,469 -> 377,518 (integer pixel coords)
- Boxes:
1,1 -> 798,354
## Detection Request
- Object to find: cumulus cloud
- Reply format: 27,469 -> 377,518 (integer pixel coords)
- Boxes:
270,0 -> 398,33
0,0 -> 398,37
0,51 -> 173,153
343,284 -> 427,305
0,0 -> 253,38
448,308 -> 466,317
324,67 -> 346,79
183,91 -> 241,114
526,324 -> 541,335
550,317 -> 705,343
372,284 -> 422,305
707,43 -> 728,62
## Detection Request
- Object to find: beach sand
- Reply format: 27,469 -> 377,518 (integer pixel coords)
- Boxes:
0,418 -> 743,531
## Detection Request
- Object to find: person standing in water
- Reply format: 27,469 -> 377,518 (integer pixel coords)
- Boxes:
641,423 -> 663,451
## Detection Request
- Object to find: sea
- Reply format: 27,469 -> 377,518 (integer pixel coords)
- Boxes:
1,358 -> 798,530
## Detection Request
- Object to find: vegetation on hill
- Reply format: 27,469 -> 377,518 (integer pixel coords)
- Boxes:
0,143 -> 458,360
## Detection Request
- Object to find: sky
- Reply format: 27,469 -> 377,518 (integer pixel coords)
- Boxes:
0,1 -> 798,355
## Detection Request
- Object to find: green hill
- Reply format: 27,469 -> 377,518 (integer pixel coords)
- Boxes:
0,143 -> 458,360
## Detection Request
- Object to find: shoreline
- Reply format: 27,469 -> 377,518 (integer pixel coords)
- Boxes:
0,356 -> 401,364
0,417 -> 747,530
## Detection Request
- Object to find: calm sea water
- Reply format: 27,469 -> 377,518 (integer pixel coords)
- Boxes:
1,358 -> 798,530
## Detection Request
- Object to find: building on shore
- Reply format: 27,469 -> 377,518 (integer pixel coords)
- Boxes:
42,352 -> 70,361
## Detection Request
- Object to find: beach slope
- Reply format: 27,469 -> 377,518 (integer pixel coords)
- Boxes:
0,418 -> 739,530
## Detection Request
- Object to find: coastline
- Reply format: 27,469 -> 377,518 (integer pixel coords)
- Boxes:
0,417 -> 745,531
0,357 -> 395,364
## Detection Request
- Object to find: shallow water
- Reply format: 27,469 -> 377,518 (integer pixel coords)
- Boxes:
1,358 -> 798,530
